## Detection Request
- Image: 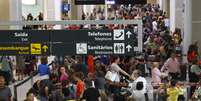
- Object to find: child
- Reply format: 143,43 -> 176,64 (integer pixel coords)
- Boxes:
167,80 -> 184,101
73,72 -> 85,99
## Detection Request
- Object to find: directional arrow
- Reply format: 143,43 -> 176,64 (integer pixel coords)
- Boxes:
126,44 -> 132,52
42,45 -> 48,53
126,31 -> 132,39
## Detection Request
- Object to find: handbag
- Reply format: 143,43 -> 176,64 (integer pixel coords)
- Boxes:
105,71 -> 119,82
105,71 -> 113,81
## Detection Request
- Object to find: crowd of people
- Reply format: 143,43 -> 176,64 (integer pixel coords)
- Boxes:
1,3 -> 201,101
22,12 -> 46,30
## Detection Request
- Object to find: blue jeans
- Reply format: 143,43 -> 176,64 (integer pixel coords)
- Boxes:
40,96 -> 48,101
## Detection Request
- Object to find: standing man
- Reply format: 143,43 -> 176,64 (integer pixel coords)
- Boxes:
161,51 -> 180,80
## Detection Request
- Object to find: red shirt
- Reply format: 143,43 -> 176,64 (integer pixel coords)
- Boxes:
188,51 -> 196,62
87,55 -> 94,73
76,80 -> 85,97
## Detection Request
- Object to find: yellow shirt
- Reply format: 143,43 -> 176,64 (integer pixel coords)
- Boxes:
167,87 -> 183,101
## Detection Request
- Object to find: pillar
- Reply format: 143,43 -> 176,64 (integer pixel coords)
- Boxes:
191,0 -> 201,51
170,0 -> 183,33
69,0 -> 78,20
44,0 -> 61,21
159,0 -> 169,16
0,0 -> 10,29
10,0 -> 22,29
183,0 -> 192,63
44,0 -> 61,29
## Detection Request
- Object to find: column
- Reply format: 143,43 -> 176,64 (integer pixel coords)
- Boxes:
9,0 -> 22,29
169,0 -> 176,32
44,0 -> 62,29
44,0 -> 55,20
159,0 -> 169,15
170,0 -> 183,33
77,5 -> 83,20
191,0 -> 201,52
54,0 -> 62,29
69,0 -> 78,20
183,0 -> 192,63
0,0 -> 10,29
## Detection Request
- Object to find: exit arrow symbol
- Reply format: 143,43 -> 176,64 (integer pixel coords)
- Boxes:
126,31 -> 132,39
42,45 -> 48,53
126,44 -> 132,52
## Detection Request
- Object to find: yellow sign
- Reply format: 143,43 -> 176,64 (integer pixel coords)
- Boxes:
31,43 -> 41,54
42,45 -> 48,53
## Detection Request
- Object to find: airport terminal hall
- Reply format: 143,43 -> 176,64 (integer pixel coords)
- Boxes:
0,0 -> 201,101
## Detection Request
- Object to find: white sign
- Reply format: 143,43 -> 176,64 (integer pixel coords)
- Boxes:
22,0 -> 36,5
106,0 -> 115,4
113,29 -> 125,40
114,43 -> 125,54
76,43 -> 87,54
126,31 -> 132,39
126,44 -> 132,52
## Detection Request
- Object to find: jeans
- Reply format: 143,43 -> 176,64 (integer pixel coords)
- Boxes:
40,96 -> 48,101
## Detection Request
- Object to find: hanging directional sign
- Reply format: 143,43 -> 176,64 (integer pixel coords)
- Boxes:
0,28 -> 142,55
51,29 -> 141,55
0,30 -> 50,55
0,43 -> 50,55
0,30 -> 50,43
52,29 -> 137,43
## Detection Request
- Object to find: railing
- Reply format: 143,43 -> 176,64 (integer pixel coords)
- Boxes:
13,71 -> 38,101
0,20 -> 142,25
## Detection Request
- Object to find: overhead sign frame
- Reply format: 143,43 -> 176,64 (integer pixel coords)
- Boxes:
0,20 -> 142,55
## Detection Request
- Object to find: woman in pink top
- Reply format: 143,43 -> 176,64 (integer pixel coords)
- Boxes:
60,67 -> 68,87
152,62 -> 167,101
152,62 -> 162,84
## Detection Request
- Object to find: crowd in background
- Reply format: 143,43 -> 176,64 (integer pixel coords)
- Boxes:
1,3 -> 201,101
22,12 -> 47,30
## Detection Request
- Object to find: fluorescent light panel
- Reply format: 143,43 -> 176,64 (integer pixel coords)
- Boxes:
22,0 -> 36,5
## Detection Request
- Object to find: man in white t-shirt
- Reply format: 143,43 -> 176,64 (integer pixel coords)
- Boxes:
152,18 -> 158,31
164,16 -> 170,27
129,70 -> 147,101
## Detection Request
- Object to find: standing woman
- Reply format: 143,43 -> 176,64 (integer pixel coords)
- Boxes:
110,56 -> 131,82
59,66 -> 68,87
108,56 -> 131,95
0,74 -> 12,101
151,62 -> 167,101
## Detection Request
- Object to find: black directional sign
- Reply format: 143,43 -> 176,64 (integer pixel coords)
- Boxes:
52,29 -> 137,44
0,30 -> 50,43
0,43 -> 50,56
0,28 -> 141,55
0,30 -> 50,55
52,30 -> 114,43
0,43 -> 30,55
